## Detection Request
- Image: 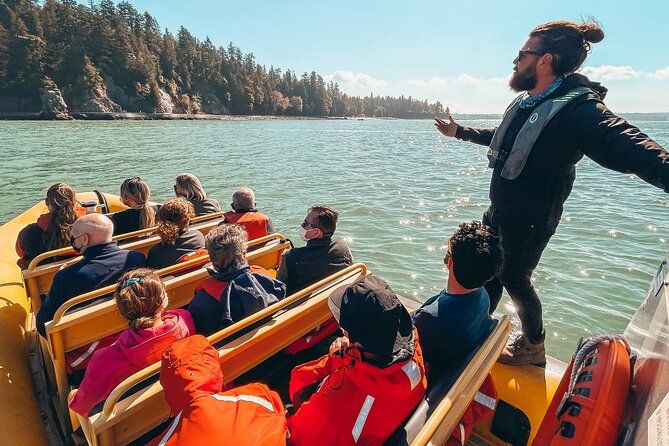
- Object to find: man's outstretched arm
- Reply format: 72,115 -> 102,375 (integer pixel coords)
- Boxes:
435,116 -> 496,146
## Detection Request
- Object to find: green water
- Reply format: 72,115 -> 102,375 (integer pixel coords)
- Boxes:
1,119 -> 667,361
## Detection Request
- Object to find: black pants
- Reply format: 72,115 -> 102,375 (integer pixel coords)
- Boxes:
483,208 -> 557,344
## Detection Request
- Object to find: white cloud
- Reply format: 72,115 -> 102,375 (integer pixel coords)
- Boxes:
648,67 -> 669,80
408,74 -> 507,88
455,74 -> 508,86
324,70 -> 387,90
456,74 -> 486,86
580,65 -> 641,80
407,76 -> 448,87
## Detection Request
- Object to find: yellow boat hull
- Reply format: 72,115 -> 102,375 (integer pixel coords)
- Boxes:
0,193 -> 125,445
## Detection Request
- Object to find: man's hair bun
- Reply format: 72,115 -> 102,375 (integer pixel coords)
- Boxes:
579,21 -> 605,43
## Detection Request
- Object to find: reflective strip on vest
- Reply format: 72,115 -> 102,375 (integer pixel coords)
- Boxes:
401,360 -> 422,391
458,423 -> 466,446
474,391 -> 497,411
352,394 -> 375,443
69,340 -> 100,368
157,411 -> 182,446
489,86 -> 592,179
211,393 -> 275,413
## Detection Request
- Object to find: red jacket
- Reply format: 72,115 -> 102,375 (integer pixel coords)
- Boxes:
446,373 -> 497,446
69,310 -> 194,416
223,210 -> 270,240
149,335 -> 287,446
287,334 -> 427,446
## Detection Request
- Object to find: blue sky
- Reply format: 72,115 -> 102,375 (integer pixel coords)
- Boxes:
121,0 -> 669,113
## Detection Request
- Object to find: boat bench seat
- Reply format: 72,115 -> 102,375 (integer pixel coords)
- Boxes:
387,316 -> 511,446
22,212 -> 223,313
43,234 -> 290,428
70,264 -> 369,446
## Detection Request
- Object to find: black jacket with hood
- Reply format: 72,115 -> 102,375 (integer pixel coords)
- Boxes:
455,73 -> 669,228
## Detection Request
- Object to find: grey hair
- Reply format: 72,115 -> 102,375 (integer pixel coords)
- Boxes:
175,173 -> 207,201
232,187 -> 255,211
205,224 -> 248,272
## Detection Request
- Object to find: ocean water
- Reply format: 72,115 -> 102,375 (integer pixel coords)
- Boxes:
1,118 -> 667,361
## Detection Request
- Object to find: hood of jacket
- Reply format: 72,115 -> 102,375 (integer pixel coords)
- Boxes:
160,335 -> 223,413
117,310 -> 194,367
564,72 -> 608,100
327,334 -> 426,401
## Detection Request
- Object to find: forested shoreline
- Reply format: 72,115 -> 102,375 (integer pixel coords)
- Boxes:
0,0 -> 447,119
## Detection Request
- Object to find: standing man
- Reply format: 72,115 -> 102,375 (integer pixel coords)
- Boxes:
436,20 -> 669,366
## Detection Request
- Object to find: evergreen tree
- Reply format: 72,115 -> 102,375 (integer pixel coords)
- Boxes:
0,0 -> 446,118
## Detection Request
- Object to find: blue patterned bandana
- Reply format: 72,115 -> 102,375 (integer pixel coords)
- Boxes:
519,76 -> 564,109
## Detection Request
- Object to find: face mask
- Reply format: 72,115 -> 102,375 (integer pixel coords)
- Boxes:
299,226 -> 312,242
70,234 -> 84,253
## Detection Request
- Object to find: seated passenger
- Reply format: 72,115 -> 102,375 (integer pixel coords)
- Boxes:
276,205 -> 353,296
221,186 -> 274,240
412,221 -> 502,372
15,182 -> 86,268
16,223 -> 46,270
146,197 -> 205,269
111,177 -> 158,236
174,172 -> 222,217
188,224 -> 286,335
69,268 -> 194,416
36,214 -> 146,336
148,335 -> 287,446
287,276 -> 427,446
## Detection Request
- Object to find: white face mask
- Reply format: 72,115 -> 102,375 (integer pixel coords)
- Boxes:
299,226 -> 312,242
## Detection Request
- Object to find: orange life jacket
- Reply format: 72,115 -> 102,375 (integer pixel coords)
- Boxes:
149,335 -> 287,446
223,210 -> 270,240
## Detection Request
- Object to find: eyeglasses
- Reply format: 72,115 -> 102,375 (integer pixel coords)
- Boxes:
518,49 -> 545,60
301,220 -> 320,230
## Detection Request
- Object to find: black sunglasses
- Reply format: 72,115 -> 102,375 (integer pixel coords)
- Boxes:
518,49 -> 546,60
301,220 -> 320,230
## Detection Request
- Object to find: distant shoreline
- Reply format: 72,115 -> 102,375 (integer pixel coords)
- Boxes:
1,111 -> 667,121
0,112 -> 347,121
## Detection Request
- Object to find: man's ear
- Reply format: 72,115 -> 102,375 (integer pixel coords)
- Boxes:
539,53 -> 555,73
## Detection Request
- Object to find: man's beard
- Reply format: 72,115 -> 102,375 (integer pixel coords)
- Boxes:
509,62 -> 538,92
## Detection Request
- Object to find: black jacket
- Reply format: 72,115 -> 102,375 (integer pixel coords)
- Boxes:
146,228 -> 206,269
189,198 -> 222,217
110,205 -> 160,236
36,242 -> 146,336
276,237 -> 354,296
456,73 -> 669,227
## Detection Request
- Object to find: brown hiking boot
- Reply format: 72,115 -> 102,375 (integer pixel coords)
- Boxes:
498,334 -> 546,367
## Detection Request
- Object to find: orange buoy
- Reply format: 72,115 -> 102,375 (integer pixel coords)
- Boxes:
532,335 -> 632,446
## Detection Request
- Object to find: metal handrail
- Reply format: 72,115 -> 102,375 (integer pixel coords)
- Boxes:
50,233 -> 286,324
410,316 -> 511,446
26,211 -> 224,270
99,262 -> 367,418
